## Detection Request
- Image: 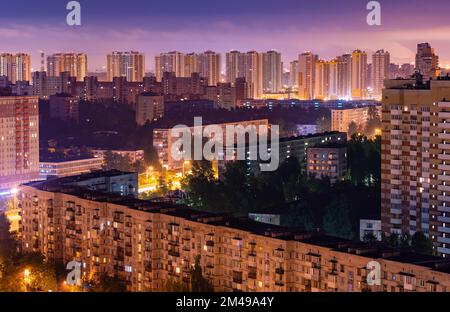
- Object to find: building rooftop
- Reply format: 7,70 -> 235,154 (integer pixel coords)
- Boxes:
40,155 -> 101,163
21,175 -> 450,273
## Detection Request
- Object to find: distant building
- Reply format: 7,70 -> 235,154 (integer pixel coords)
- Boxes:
289,60 -> 299,89
0,96 -> 39,191
331,106 -> 372,137
39,157 -> 103,179
154,119 -> 269,170
351,50 -> 368,100
47,53 -> 88,81
298,52 -> 318,100
262,50 -> 282,93
90,148 -> 144,164
296,124 -> 318,136
49,93 -> 79,122
372,50 -> 390,100
54,170 -> 138,197
107,51 -> 145,82
219,131 -> 346,177
225,51 -> 263,98
415,43 -> 439,81
306,144 -> 347,183
0,53 -> 31,84
135,93 -> 164,125
360,219 -> 382,241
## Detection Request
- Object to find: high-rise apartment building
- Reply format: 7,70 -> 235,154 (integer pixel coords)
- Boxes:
47,53 -> 88,81
156,51 -> 221,86
225,51 -> 263,98
381,77 -> 450,257
337,54 -> 352,100
298,52 -> 318,100
107,51 -> 145,82
225,50 -> 246,84
415,43 -> 440,81
0,53 -> 31,84
245,51 -> 263,99
328,59 -> 339,100
351,50 -> 368,100
196,51 -> 222,86
155,51 -> 185,82
0,96 -> 39,191
289,60 -> 299,89
314,60 -> 330,100
262,50 -> 282,93
372,50 -> 390,100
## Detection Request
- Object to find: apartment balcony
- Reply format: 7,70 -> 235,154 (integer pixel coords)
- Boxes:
438,123 -> 450,129
438,164 -> 450,171
438,154 -> 450,161
327,274 -> 338,290
437,184 -> 450,192
437,195 -> 450,202
168,250 -> 180,257
438,175 -> 450,182
275,267 -> 285,275
248,271 -> 257,279
275,280 -> 284,287
440,133 -> 450,140
438,144 -> 450,150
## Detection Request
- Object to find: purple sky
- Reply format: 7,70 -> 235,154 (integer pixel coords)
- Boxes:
1,0 -> 450,71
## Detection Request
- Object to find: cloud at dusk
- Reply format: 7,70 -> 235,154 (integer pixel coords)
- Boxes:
1,0 -> 450,71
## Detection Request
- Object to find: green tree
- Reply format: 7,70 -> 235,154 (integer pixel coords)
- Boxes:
411,231 -> 434,255
182,160 -> 218,211
364,106 -> 382,137
322,197 -> 353,239
90,272 -> 127,292
190,255 -> 213,292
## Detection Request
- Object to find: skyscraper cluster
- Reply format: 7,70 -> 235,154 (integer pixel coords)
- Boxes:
47,53 -> 88,82
155,51 -> 221,86
107,51 -> 146,82
225,50 -> 282,98
295,49 -> 395,101
0,53 -> 31,84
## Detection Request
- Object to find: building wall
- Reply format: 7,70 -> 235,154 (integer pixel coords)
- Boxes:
331,107 -> 370,136
39,158 -> 103,179
153,119 -> 269,170
135,94 -> 165,125
0,96 -> 39,190
307,146 -> 347,183
381,79 -> 450,257
18,184 -> 450,292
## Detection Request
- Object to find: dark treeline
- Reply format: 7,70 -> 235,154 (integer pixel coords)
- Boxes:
182,135 -> 381,240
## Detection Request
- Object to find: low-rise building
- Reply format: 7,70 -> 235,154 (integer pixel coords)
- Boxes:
154,119 -> 269,170
360,219 -> 382,241
39,157 -> 103,179
135,93 -> 164,125
49,93 -> 79,122
90,148 -> 145,164
18,178 -> 450,292
306,144 -> 347,183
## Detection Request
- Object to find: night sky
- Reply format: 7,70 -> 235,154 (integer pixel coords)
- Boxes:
1,0 -> 449,71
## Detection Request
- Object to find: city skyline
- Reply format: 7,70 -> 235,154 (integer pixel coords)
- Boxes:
2,0 -> 450,71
